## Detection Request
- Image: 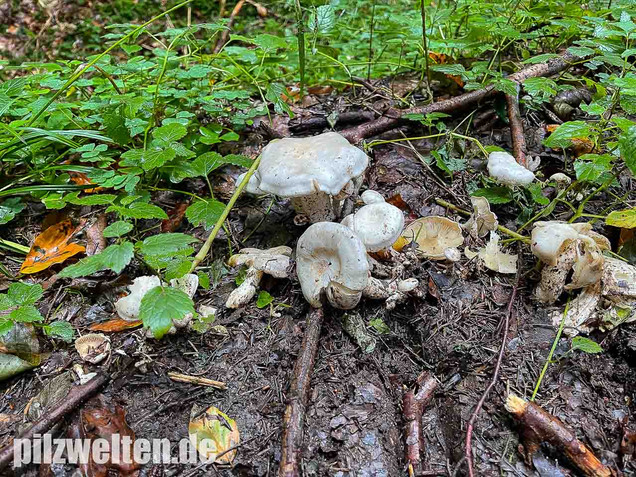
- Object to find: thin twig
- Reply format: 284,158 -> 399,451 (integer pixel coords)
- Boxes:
464,270 -> 519,477
505,88 -> 527,166
213,0 -> 247,54
404,372 -> 438,476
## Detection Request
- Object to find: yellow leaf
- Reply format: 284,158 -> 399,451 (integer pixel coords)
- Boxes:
189,405 -> 239,464
606,208 -> 636,229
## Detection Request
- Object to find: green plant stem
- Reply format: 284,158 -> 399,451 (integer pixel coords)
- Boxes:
294,0 -> 306,96
0,239 -> 29,254
25,0 -> 193,128
568,173 -> 617,223
531,296 -> 571,401
434,198 -> 530,243
189,156 -> 261,272
420,0 -> 431,89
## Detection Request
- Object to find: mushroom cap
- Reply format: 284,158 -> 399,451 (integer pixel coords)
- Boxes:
246,132 -> 369,197
227,246 -> 292,278
170,273 -> 199,299
360,190 -> 385,205
401,216 -> 464,260
296,222 -> 370,309
115,275 -> 162,321
75,333 -> 110,364
530,221 -> 609,266
342,202 -> 405,252
487,151 -> 535,186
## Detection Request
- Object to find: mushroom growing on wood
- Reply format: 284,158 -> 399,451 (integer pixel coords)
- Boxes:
401,216 -> 464,260
296,222 -> 369,310
225,246 -> 292,308
341,190 -> 405,253
239,132 -> 369,223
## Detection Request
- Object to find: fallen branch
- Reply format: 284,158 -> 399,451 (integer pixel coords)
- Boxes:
404,372 -> 438,476
340,51 -> 582,144
0,372 -> 109,470
505,89 -> 528,167
168,372 -> 227,390
279,306 -> 324,477
505,394 -> 616,477
464,276 -> 519,477
213,0 -> 246,54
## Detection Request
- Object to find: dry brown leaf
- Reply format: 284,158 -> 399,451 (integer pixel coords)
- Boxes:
20,220 -> 85,274
89,319 -> 142,333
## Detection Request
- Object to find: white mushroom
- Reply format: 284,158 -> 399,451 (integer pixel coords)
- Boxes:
464,196 -> 498,238
75,333 -> 111,364
362,277 -> 419,310
549,173 -> 572,189
170,274 -> 199,328
115,276 -> 162,321
296,222 -> 370,309
341,192 -> 404,253
487,151 -> 535,186
401,216 -> 464,260
240,132 -> 369,223
225,246 -> 292,308
465,232 -> 517,274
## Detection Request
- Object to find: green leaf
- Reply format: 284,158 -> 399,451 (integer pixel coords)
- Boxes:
139,286 -> 194,339
107,202 -> 168,220
606,208 -> 636,228
0,198 -> 25,225
431,64 -> 466,76
256,291 -> 274,309
65,193 -> 118,206
120,148 -> 176,171
185,200 -> 226,229
472,187 -> 513,204
544,121 -> 592,149
10,305 -> 43,323
309,5 -> 336,33
197,272 -> 210,290
103,107 -> 131,145
527,183 -> 549,205
103,221 -> 134,238
619,126 -> 636,176
368,317 -> 390,334
44,321 -> 74,342
137,233 -> 197,257
571,336 -> 603,354
154,123 -> 187,144
8,283 -> 43,306
59,242 -> 134,278
164,258 -> 192,281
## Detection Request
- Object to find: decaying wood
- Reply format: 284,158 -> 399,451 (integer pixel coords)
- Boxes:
0,373 -> 109,470
167,372 -> 227,390
505,394 -> 616,477
340,51 -> 583,144
505,90 -> 527,166
403,372 -> 438,476
279,306 -> 325,477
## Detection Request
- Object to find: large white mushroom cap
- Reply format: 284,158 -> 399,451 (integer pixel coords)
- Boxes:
487,151 -> 535,186
341,193 -> 404,252
245,132 -> 368,197
296,222 -> 370,309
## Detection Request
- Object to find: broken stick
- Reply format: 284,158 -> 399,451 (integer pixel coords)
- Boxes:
340,51 -> 584,144
0,372 -> 109,470
168,372 -> 227,390
505,394 -> 616,477
404,372 -> 438,477
279,306 -> 324,477
505,89 -> 528,167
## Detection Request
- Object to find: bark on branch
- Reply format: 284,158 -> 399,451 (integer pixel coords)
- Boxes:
403,372 -> 438,476
340,51 -> 582,144
506,89 -> 528,166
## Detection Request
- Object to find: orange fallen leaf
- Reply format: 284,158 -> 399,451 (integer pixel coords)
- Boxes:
20,220 -> 85,274
89,319 -> 142,333
428,51 -> 451,64
69,171 -> 102,193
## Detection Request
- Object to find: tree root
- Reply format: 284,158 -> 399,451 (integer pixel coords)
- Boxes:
279,307 -> 324,477
505,89 -> 528,166
340,51 -> 583,144
0,372 -> 109,469
403,372 -> 438,476
505,394 -> 617,477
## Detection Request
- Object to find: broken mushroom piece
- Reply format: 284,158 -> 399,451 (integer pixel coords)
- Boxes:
464,196 -> 498,238
170,274 -> 199,329
239,132 -> 369,223
296,222 -> 369,309
487,151 -> 535,186
225,246 -> 292,308
465,232 -> 517,274
363,277 -> 419,310
401,216 -> 464,260
341,191 -> 405,253
75,333 -> 111,364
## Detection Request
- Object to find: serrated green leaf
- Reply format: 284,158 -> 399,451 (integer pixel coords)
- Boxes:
103,107 -> 131,145
526,183 -> 549,205
103,221 -> 134,238
472,187 -> 513,204
59,242 -> 134,278
256,291 -> 273,309
44,321 -> 74,342
544,121 -> 592,149
571,336 -> 603,354
10,305 -> 43,323
0,198 -> 25,225
185,200 -> 226,229
164,258 -> 193,281
574,154 -> 612,182
8,283 -> 43,306
368,317 -> 390,334
139,286 -> 194,339
65,193 -> 118,206
154,123 -> 187,144
197,272 -> 210,290
137,233 -> 197,257
619,126 -> 636,176
606,208 -> 636,228
107,202 -> 168,220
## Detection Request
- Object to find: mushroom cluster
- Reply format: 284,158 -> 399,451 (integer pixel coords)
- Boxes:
240,132 -> 369,223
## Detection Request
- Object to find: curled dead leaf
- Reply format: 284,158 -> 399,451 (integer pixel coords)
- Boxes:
20,219 -> 85,274
89,318 -> 142,333
189,405 -> 240,464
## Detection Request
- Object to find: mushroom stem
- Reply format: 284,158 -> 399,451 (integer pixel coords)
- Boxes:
290,192 -> 336,223
225,268 -> 263,309
279,306 -> 324,477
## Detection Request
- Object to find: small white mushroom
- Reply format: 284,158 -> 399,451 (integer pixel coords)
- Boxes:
401,216 -> 464,260
341,192 -> 404,253
75,333 -> 111,364
487,151 -> 535,186
464,196 -> 498,238
225,246 -> 292,308
240,132 -> 369,223
115,276 -> 162,321
549,173 -> 572,189
296,222 -> 370,309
